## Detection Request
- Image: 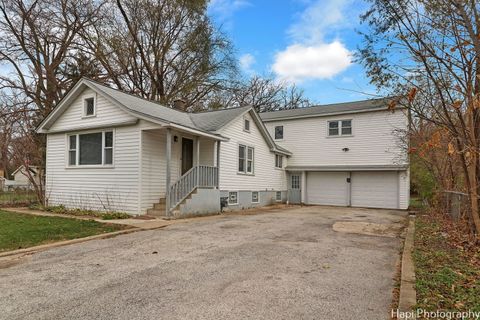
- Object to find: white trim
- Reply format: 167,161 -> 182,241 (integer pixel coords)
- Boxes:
228,191 -> 238,205
237,143 -> 255,175
82,93 -> 97,118
327,119 -> 353,137
65,129 -> 115,168
251,191 -> 259,203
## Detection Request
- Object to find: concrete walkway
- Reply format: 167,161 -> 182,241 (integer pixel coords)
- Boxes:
2,207 -> 173,230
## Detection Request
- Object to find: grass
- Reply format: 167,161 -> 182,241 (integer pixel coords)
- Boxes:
0,210 -> 128,252
409,196 -> 425,210
413,213 -> 480,312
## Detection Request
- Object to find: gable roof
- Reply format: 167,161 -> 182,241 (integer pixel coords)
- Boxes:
259,98 -> 402,122
36,78 -> 291,155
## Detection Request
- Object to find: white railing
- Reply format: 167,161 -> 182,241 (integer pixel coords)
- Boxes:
168,165 -> 218,213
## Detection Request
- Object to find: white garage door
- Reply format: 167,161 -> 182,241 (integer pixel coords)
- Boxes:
307,172 -> 349,206
351,171 -> 399,209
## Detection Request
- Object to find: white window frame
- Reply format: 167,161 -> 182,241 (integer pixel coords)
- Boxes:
274,125 -> 283,140
275,154 -> 283,169
251,191 -> 259,203
275,191 -> 282,202
66,129 -> 114,168
83,93 -> 97,118
244,117 -> 250,132
238,144 -> 254,175
327,120 -> 352,137
228,191 -> 238,205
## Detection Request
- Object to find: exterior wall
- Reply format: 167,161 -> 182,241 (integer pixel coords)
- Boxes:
49,87 -> 136,132
264,109 -> 409,167
399,169 -> 410,210
218,112 -> 287,192
220,190 -> 287,212
178,188 -> 221,215
45,124 -> 141,214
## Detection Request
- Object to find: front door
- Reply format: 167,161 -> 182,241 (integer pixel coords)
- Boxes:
181,138 -> 194,175
289,174 -> 301,204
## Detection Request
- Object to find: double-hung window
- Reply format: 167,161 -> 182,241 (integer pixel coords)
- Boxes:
328,120 -> 352,136
68,130 -> 114,166
275,154 -> 283,168
238,144 -> 254,174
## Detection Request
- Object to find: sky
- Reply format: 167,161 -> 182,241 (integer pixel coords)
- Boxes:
208,0 -> 379,105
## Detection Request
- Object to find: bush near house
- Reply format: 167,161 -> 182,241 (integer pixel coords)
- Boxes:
0,210 -> 128,252
413,212 -> 480,311
29,204 -> 130,220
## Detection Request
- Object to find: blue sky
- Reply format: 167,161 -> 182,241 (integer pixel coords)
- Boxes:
208,0 -> 379,105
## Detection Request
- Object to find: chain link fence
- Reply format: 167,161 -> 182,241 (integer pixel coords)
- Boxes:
437,191 -> 470,221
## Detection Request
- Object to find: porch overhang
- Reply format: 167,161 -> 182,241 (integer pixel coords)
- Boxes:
285,164 -> 409,172
164,123 -> 229,141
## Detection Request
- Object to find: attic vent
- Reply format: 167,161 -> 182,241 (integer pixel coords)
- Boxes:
84,97 -> 95,116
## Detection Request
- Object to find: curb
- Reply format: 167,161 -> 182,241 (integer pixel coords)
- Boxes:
0,228 -> 141,259
398,216 -> 416,311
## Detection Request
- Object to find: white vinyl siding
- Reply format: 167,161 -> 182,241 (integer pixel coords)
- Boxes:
45,125 -> 140,214
265,110 -> 409,167
218,112 -> 286,191
49,87 -> 136,132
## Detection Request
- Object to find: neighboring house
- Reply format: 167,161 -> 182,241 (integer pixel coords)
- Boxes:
36,78 -> 409,216
260,100 -> 410,210
10,165 -> 42,190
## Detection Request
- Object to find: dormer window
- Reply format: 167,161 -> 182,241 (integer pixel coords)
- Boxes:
84,97 -> 96,117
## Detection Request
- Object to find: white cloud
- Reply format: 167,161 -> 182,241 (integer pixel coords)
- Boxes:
272,0 -> 361,82
273,42 -> 352,83
239,53 -> 256,74
208,0 -> 251,24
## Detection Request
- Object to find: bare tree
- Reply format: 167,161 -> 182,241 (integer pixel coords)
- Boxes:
205,76 -> 312,112
82,0 -> 236,108
358,0 -> 480,234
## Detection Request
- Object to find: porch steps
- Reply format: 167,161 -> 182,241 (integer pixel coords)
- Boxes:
146,198 -> 166,217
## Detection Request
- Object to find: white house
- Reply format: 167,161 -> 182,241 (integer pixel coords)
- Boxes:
37,78 -> 409,217
11,165 -> 42,189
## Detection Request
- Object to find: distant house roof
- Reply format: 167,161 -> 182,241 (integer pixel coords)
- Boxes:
259,98 -> 402,122
37,78 -> 291,156
12,165 -> 39,176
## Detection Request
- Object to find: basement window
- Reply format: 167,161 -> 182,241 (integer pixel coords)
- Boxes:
275,191 -> 282,202
228,191 -> 238,205
252,191 -> 259,203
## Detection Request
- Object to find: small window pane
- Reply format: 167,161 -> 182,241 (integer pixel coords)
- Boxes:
238,145 -> 245,172
69,135 -> 76,149
252,191 -> 259,203
85,98 -> 95,116
341,127 -> 352,135
239,145 -> 245,158
69,151 -> 76,165
329,121 -> 339,128
244,119 -> 250,131
105,131 -> 113,147
247,148 -> 253,160
79,132 -> 102,165
329,128 -> 339,136
275,126 -> 283,139
229,192 -> 238,204
247,160 -> 253,173
276,191 -> 282,201
342,120 -> 351,127
104,148 -> 113,165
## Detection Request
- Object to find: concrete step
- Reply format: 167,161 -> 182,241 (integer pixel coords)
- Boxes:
147,208 -> 166,216
154,203 -> 166,210
158,198 -> 166,205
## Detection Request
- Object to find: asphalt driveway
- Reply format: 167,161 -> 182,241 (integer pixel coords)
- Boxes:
0,206 -> 407,320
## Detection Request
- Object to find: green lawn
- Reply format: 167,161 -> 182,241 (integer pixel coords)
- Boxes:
413,214 -> 480,311
0,210 -> 128,252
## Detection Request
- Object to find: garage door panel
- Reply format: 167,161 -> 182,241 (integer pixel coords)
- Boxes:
307,172 -> 348,206
351,172 -> 398,209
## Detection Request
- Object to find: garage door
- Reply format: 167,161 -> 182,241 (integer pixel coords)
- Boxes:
351,171 -> 398,209
307,172 -> 349,206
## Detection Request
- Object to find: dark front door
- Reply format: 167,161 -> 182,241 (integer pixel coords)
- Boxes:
181,138 -> 194,175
